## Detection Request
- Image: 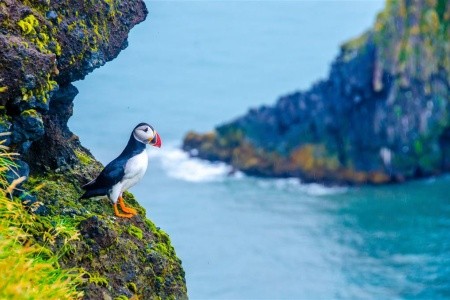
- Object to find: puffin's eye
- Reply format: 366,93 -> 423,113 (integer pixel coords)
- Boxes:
143,128 -> 148,133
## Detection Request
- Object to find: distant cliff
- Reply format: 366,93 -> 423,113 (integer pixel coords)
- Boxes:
183,0 -> 450,184
0,0 -> 187,298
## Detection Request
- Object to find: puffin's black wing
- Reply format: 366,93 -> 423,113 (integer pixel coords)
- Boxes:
80,157 -> 127,199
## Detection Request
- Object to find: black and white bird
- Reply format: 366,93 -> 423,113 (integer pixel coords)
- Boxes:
80,123 -> 162,218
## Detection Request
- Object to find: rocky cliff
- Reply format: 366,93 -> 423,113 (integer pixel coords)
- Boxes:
1,0 -> 187,299
183,0 -> 450,184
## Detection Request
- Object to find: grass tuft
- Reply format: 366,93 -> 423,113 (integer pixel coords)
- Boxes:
0,141 -> 83,299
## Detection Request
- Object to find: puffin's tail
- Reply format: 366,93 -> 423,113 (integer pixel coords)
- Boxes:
79,179 -> 107,200
79,188 -> 108,200
81,178 -> 96,189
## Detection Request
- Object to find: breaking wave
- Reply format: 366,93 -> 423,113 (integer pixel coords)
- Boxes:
147,145 -> 239,183
256,178 -> 347,196
148,144 -> 347,195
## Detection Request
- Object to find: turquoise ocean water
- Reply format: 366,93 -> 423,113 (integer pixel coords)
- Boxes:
70,1 -> 450,298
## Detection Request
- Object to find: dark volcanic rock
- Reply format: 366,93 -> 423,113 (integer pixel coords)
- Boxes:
79,216 -> 118,250
183,0 -> 450,185
1,0 -> 147,158
25,83 -> 81,171
74,212 -> 187,300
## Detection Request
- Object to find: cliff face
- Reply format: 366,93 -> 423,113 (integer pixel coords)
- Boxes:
1,0 -> 187,299
183,0 -> 450,184
1,0 -> 147,165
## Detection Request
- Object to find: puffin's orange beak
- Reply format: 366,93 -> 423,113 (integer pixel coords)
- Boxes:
149,132 -> 162,148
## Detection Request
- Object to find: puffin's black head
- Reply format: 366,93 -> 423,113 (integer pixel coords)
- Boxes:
133,123 -> 162,148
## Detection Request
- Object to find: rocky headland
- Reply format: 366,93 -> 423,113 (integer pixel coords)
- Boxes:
183,0 -> 450,185
1,0 -> 187,299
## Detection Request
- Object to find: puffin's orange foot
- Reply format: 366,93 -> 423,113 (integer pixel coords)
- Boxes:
114,203 -> 133,219
122,206 -> 137,215
118,196 -> 138,215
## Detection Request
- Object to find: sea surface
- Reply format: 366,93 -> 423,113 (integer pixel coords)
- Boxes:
70,1 -> 450,298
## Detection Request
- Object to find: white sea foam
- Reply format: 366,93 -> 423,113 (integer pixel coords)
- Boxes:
299,182 -> 347,196
148,144 -> 347,196
147,145 -> 237,182
257,178 -> 347,196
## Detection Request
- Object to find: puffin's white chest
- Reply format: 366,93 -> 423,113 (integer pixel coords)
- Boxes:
108,150 -> 149,203
122,150 -> 148,190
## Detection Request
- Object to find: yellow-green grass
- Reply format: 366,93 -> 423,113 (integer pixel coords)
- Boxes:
0,141 -> 82,300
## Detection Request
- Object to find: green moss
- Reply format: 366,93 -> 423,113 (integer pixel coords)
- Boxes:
0,114 -> 9,131
17,15 -> 39,35
20,73 -> 58,103
65,5 -> 116,57
152,233 -> 176,258
414,139 -> 423,154
83,270 -> 109,286
127,282 -> 137,293
17,14 -> 61,56
21,109 -> 39,118
436,0 -> 447,21
127,224 -> 143,240
16,13 -> 60,104
411,135 -> 442,173
25,174 -> 82,211
75,149 -> 94,165
398,46 -> 409,63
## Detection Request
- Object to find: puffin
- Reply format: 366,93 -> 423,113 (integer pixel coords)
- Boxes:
80,123 -> 162,218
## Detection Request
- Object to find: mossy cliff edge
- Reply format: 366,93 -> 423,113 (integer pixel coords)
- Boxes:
183,0 -> 450,185
1,0 -> 187,299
